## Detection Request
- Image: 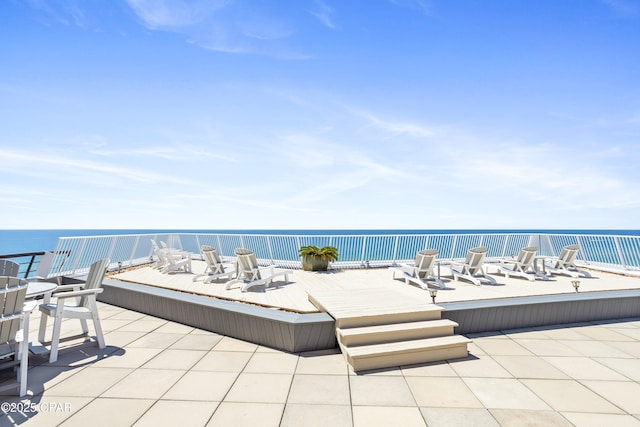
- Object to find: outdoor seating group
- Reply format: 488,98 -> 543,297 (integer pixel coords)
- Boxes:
391,243 -> 591,290
193,246 -> 292,292
0,256 -> 110,396
151,239 -> 192,273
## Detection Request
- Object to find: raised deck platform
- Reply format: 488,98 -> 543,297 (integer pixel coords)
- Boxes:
98,261 -> 640,366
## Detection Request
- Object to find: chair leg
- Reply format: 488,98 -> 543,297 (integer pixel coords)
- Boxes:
38,313 -> 49,343
49,312 -> 64,363
18,335 -> 28,396
89,299 -> 105,349
80,319 -> 89,335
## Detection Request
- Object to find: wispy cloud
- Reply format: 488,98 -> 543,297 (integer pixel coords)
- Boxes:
356,110 -> 439,138
25,0 -> 89,28
124,0 -> 227,29
0,148 -> 195,186
123,0 -> 312,58
309,0 -> 336,29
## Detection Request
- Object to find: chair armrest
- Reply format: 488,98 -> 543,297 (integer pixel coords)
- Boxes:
51,288 -> 104,300
51,284 -> 84,292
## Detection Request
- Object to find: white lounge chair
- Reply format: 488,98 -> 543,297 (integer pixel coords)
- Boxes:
156,249 -> 192,274
38,258 -> 110,363
390,249 -> 444,289
450,246 -> 497,286
226,248 -> 292,292
491,246 -> 544,281
193,245 -> 236,283
545,244 -> 591,278
0,276 -> 29,396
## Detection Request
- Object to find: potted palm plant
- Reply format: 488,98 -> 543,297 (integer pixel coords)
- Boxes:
299,245 -> 339,271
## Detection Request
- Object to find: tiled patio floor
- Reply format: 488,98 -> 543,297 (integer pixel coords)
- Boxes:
2,303 -> 640,426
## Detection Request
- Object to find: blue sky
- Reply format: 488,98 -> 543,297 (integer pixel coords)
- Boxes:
1,0 -> 639,230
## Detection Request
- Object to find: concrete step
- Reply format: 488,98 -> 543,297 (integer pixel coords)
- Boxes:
328,305 -> 444,329
337,319 -> 459,347
342,335 -> 471,372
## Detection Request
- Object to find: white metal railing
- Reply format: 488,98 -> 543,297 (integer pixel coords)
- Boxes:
46,232 -> 640,277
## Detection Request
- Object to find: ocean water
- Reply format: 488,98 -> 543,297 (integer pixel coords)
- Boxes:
1,229 -> 639,257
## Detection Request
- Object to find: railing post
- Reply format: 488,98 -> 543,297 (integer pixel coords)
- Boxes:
575,236 -> 586,263
129,236 -> 140,266
267,236 -> 274,265
392,235 -> 399,265
107,236 -> 117,262
71,238 -> 88,275
502,235 -> 509,258
450,235 -> 458,260
613,236 -> 627,269
361,236 -> 367,267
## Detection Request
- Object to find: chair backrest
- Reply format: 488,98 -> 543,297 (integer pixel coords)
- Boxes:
0,276 -> 28,345
557,244 -> 579,266
234,248 -> 260,280
415,249 -> 438,278
79,258 -> 110,308
151,239 -> 160,251
203,247 -> 224,274
516,246 -> 538,269
465,247 -> 487,275
0,260 -> 20,277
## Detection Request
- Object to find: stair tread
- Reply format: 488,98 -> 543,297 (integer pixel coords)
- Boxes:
329,305 -> 443,317
345,335 -> 471,358
338,319 -> 458,336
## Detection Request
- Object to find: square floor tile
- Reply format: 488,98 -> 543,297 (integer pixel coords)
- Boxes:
402,361 -> 459,377
192,350 -> 252,372
207,402 -> 283,427
520,379 -> 623,413
281,404 -> 352,427
60,397 -> 155,427
513,339 -> 583,357
489,409 -> 573,427
462,378 -> 551,410
142,349 -> 207,370
243,352 -> 299,374
295,349 -> 349,375
491,355 -> 569,380
542,356 -> 629,381
350,376 -> 416,406
287,374 -> 350,405
405,377 -> 482,408
420,408 -> 500,427
449,356 -> 513,378
581,380 -> 640,414
162,371 -> 238,401
352,406 -> 427,427
224,373 -> 292,404
561,412 -> 640,427
211,336 -> 258,352
596,358 -> 640,381
473,339 -> 533,356
171,334 -> 223,351
45,367 -> 132,397
133,400 -> 217,427
101,368 -> 184,399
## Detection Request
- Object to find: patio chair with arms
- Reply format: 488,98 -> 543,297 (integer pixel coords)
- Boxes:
38,258 -> 110,363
